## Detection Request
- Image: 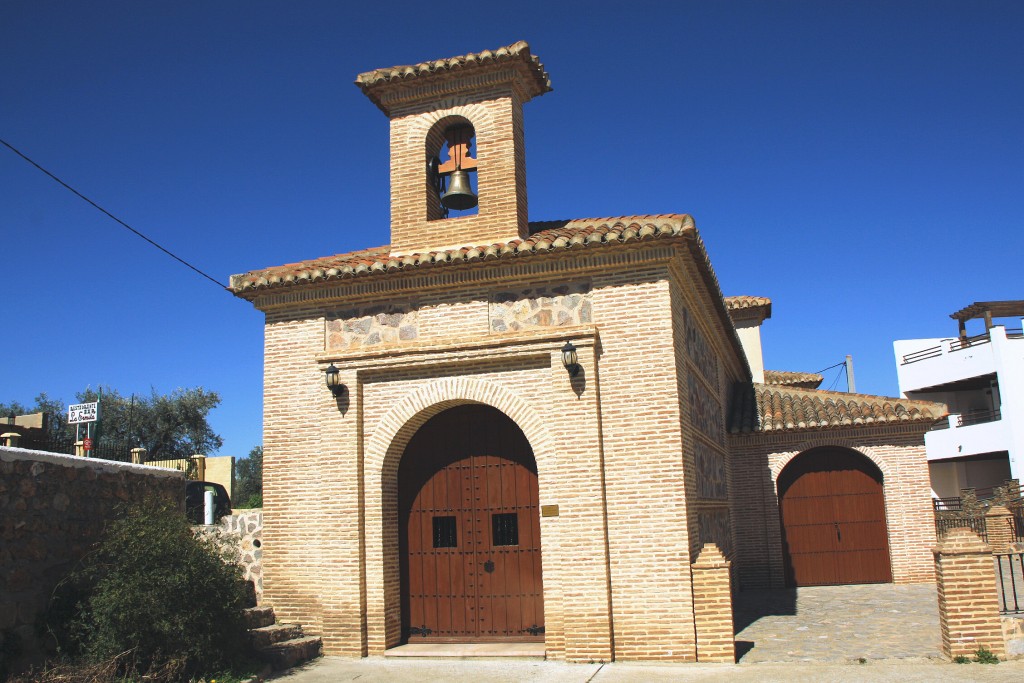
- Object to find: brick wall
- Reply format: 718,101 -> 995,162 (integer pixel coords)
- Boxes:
0,446 -> 184,673
252,241 -> 744,662
387,82 -> 529,255
729,426 -> 936,589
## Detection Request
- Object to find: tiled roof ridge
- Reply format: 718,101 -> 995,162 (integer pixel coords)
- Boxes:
355,41 -> 552,111
229,214 -> 696,295
763,370 -> 824,387
724,295 -> 772,310
729,382 -> 946,435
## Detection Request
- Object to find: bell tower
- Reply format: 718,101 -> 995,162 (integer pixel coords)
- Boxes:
356,42 -> 551,256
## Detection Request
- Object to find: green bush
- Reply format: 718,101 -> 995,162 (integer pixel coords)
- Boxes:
973,647 -> 999,664
52,497 -> 252,680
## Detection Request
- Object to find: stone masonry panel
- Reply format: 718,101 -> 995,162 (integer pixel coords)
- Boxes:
488,282 -> 592,333
327,303 -> 418,350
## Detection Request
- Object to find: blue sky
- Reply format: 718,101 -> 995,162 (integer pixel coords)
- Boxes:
2,1 -> 1021,457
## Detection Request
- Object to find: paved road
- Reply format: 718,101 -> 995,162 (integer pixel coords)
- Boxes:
733,583 -> 941,662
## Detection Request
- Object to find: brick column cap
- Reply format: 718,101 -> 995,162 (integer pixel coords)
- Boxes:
933,526 -> 991,556
985,504 -> 1013,518
692,542 -> 730,570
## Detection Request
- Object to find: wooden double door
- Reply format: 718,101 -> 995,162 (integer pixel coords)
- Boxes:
398,405 -> 544,642
778,447 -> 893,586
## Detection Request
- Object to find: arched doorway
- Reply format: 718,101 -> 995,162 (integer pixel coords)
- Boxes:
398,404 -> 544,642
777,447 -> 892,586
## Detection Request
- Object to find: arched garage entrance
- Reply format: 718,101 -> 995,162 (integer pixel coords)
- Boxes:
777,447 -> 892,586
398,404 -> 544,642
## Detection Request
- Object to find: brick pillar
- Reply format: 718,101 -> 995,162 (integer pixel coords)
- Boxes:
933,527 -> 1006,659
690,543 -> 734,662
191,454 -> 206,480
985,505 -> 1014,554
130,447 -> 148,465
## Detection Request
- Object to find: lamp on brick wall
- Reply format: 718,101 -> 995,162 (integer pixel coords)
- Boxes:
561,342 -> 580,378
324,364 -> 347,398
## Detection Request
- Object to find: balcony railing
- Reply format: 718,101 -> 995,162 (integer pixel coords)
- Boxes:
901,327 -> 1021,365
929,408 -> 1002,431
901,343 -> 947,364
949,332 -> 992,352
958,407 -> 1001,427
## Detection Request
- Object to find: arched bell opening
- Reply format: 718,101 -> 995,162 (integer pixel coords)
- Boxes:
425,116 -> 479,220
397,404 -> 544,642
777,446 -> 893,587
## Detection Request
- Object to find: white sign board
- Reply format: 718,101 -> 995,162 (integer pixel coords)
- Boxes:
68,402 -> 99,424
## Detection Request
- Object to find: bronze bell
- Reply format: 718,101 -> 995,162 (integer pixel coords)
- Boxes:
440,169 -> 478,211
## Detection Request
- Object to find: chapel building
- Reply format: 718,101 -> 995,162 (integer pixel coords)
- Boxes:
230,42 -> 943,662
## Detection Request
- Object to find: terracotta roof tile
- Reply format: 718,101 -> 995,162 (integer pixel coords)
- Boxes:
724,295 -> 771,311
729,383 -> 945,435
356,41 -> 552,114
724,295 -> 771,324
230,214 -> 696,296
763,370 -> 824,390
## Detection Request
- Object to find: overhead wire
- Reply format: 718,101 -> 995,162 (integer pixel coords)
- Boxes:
0,137 -> 227,291
826,364 -> 847,392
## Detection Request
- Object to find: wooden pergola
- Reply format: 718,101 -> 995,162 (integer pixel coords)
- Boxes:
950,300 -> 1024,339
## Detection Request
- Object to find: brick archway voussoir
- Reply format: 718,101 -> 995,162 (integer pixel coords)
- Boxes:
366,376 -> 552,477
771,437 -> 892,483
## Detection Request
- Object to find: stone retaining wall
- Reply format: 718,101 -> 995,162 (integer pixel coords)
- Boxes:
207,509 -> 264,604
0,446 -> 184,673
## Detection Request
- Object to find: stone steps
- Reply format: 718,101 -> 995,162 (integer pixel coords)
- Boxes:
243,603 -> 321,671
256,635 -> 323,671
243,606 -> 276,629
250,623 -> 304,650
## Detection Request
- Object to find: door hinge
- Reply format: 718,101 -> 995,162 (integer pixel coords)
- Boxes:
522,624 -> 545,636
408,624 -> 433,637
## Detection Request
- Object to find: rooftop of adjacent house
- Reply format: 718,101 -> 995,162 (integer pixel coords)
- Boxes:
355,41 -> 552,115
229,214 -> 703,296
729,382 -> 945,435
763,370 -> 823,389
950,300 -> 1024,322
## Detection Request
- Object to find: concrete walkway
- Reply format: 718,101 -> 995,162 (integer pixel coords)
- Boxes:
268,583 -> 1018,681
268,657 -> 1024,682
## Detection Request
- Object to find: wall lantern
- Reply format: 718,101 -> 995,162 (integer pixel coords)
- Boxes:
561,342 -> 580,378
324,363 -> 347,398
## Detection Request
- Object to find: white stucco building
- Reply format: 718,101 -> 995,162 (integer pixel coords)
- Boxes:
894,301 -> 1024,498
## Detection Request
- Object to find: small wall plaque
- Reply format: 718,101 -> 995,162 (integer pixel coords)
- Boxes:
541,505 -> 560,518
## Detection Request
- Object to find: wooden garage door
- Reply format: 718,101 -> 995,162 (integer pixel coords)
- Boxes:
778,448 -> 892,586
399,405 -> 544,642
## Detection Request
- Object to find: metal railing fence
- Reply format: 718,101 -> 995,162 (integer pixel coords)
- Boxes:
996,552 -> 1024,615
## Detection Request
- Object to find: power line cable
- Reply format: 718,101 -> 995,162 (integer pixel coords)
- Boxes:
0,137 -> 226,291
814,360 -> 847,374
826,364 -> 846,392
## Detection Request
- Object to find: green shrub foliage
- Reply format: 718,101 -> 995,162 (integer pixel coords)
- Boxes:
61,497 -> 250,679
